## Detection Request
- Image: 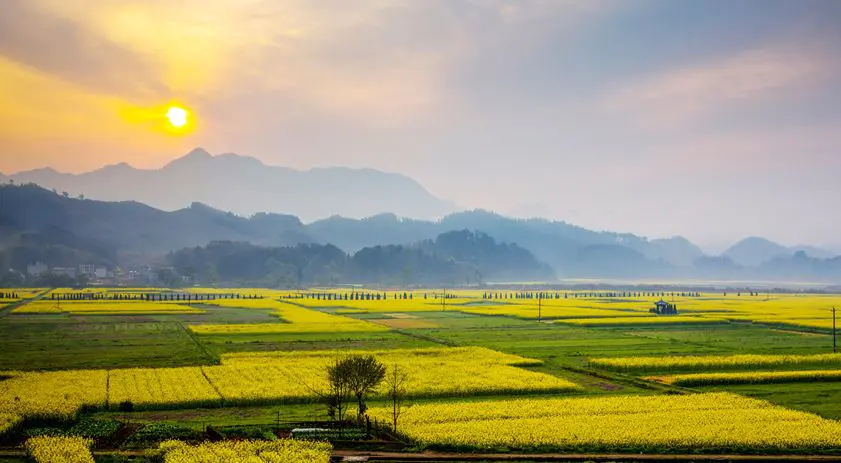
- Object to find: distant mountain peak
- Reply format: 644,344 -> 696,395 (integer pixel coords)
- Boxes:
6,147 -> 456,221
163,147 -> 213,168
24,167 -> 60,175
186,147 -> 212,159
723,236 -> 790,267
96,161 -> 135,173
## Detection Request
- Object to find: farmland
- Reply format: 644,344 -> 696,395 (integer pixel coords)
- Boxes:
0,288 -> 840,460
368,392 -> 841,452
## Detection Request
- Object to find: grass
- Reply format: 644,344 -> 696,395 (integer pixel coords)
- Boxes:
696,382 -> 841,420
92,403 -> 328,429
0,318 -> 210,370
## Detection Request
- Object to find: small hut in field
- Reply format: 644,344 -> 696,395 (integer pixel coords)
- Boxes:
650,299 -> 678,315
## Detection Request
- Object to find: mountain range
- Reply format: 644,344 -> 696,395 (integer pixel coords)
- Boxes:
2,148 -> 455,222
1,183 -> 838,284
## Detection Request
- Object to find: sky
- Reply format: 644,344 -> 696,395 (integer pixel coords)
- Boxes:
1,0 -> 840,250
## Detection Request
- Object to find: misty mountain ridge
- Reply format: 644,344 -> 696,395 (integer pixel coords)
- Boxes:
722,237 -> 838,267
7,148 -> 456,222
1,184 -> 839,284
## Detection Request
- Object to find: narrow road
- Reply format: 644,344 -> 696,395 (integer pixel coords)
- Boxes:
0,288 -> 50,318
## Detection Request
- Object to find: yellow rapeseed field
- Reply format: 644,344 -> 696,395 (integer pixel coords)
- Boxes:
666,294 -> 841,330
590,353 -> 841,373
0,370 -> 107,420
0,347 -> 577,417
159,439 -> 332,463
205,347 -> 579,405
0,289 -> 42,302
25,436 -> 94,463
189,299 -> 388,334
0,412 -> 22,436
460,304 -> 652,320
650,369 -> 841,387
14,301 -> 204,314
369,392 -> 841,452
108,367 -> 223,410
306,296 -> 477,313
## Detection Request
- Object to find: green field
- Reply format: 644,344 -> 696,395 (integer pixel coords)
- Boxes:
3,289 -> 841,459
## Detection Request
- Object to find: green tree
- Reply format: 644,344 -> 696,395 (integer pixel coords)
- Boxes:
323,355 -> 353,423
345,355 -> 386,417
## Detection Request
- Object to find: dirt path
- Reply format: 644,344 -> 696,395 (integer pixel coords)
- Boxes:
0,288 -> 49,318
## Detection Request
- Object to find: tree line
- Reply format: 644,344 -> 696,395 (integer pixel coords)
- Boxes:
168,230 -> 554,288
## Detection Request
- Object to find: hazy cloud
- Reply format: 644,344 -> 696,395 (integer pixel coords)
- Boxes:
607,44 -> 834,129
0,0 -> 168,98
1,0 -> 840,246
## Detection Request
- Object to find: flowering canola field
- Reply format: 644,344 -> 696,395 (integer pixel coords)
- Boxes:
205,347 -> 578,405
0,370 -> 108,421
108,367 -> 222,410
0,347 -> 577,418
188,299 -> 388,333
650,369 -> 841,387
590,352 -> 841,373
0,412 -> 22,436
159,439 -> 332,463
369,392 -> 841,452
14,301 -> 204,314
25,436 -> 94,463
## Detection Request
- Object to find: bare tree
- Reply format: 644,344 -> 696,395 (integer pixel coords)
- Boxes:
384,363 -> 409,433
324,355 -> 353,423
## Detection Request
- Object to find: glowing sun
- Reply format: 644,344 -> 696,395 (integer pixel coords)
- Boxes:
166,106 -> 189,128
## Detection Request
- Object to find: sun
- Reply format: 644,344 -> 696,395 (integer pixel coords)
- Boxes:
165,106 -> 189,128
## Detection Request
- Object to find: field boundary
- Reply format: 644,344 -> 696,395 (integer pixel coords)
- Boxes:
178,322 -> 221,364
391,329 -> 459,347
332,450 -> 841,461
1,449 -> 840,462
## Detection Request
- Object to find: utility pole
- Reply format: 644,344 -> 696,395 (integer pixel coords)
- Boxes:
441,289 -> 446,312
833,306 -> 837,354
538,293 -> 542,322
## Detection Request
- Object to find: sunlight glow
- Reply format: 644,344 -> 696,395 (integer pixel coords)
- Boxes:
166,106 -> 189,128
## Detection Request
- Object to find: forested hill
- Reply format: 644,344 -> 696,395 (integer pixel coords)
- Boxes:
168,231 -> 554,287
1,184 -> 839,283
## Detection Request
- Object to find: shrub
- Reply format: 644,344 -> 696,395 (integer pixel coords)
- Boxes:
70,418 -> 123,440
125,423 -> 199,448
24,427 -> 68,438
118,401 -> 134,412
216,425 -> 276,440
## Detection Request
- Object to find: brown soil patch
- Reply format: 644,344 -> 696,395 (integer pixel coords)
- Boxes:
371,319 -> 439,329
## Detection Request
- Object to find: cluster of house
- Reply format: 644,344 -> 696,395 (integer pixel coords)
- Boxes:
26,262 -> 110,279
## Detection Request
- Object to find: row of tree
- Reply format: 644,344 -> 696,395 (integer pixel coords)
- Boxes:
481,291 -> 703,300
47,292 -> 264,301
168,230 -> 555,288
